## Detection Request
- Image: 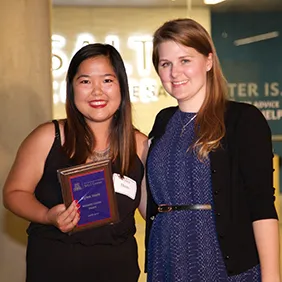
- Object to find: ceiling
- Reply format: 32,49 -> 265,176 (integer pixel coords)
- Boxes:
52,0 -> 282,12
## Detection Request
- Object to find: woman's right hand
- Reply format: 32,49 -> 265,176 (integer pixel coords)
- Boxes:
46,200 -> 80,233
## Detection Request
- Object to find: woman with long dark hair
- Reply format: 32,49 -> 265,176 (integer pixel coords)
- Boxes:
3,43 -> 147,282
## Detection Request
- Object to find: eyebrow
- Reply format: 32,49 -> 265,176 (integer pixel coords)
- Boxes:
159,55 -> 193,62
76,73 -> 116,80
76,74 -> 90,80
180,55 -> 194,59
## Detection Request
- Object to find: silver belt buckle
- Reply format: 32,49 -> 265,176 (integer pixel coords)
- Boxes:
158,205 -> 172,213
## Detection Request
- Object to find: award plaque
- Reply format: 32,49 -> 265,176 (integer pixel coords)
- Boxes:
57,159 -> 119,233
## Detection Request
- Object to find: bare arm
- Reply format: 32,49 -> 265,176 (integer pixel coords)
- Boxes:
3,122 -> 80,233
253,219 -> 280,282
135,130 -> 148,219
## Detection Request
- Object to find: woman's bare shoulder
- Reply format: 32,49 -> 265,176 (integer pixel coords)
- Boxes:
19,121 -> 60,155
135,130 -> 148,165
135,129 -> 148,143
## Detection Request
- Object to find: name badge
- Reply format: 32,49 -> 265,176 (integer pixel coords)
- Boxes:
113,173 -> 137,200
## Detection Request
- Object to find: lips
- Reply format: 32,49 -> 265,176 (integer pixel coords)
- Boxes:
89,100 -> 107,108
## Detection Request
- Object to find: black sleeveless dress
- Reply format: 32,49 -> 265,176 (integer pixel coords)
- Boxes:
26,120 -> 144,282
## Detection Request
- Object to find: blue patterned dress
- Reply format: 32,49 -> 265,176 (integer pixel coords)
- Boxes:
147,110 -> 261,282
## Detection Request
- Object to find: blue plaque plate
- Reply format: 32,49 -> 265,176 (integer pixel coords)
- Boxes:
57,159 -> 119,233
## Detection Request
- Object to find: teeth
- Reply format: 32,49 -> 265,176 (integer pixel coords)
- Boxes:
172,80 -> 188,85
90,101 -> 106,106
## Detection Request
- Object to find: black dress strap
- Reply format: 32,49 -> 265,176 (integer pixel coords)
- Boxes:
52,120 -> 61,143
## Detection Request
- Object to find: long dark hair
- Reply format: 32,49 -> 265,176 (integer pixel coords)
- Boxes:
153,18 -> 227,158
64,43 -> 136,175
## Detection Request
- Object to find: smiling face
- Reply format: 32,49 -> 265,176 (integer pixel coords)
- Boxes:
73,56 -> 121,127
157,40 -> 212,112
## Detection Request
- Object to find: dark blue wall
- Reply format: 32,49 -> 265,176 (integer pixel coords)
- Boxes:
212,12 -> 282,190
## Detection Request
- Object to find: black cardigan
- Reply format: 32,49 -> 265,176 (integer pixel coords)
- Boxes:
145,101 -> 278,276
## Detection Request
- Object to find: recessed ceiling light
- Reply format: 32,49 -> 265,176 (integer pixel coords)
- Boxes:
204,0 -> 226,4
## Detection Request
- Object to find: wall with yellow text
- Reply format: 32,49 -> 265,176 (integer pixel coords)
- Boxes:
52,6 -> 211,135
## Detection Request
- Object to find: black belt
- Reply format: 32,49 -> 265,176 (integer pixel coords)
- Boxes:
158,204 -> 212,213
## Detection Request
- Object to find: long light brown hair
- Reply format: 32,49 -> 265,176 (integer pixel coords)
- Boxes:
153,18 -> 227,158
64,43 -> 136,175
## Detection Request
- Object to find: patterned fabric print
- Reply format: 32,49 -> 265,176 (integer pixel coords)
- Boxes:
147,110 -> 261,282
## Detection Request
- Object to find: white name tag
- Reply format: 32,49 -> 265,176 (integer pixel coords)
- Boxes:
113,173 -> 137,200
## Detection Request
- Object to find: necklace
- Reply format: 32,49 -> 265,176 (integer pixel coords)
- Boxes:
90,146 -> 110,162
180,114 -> 197,137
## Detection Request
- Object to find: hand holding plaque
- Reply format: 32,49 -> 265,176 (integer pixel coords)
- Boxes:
57,159 -> 119,233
